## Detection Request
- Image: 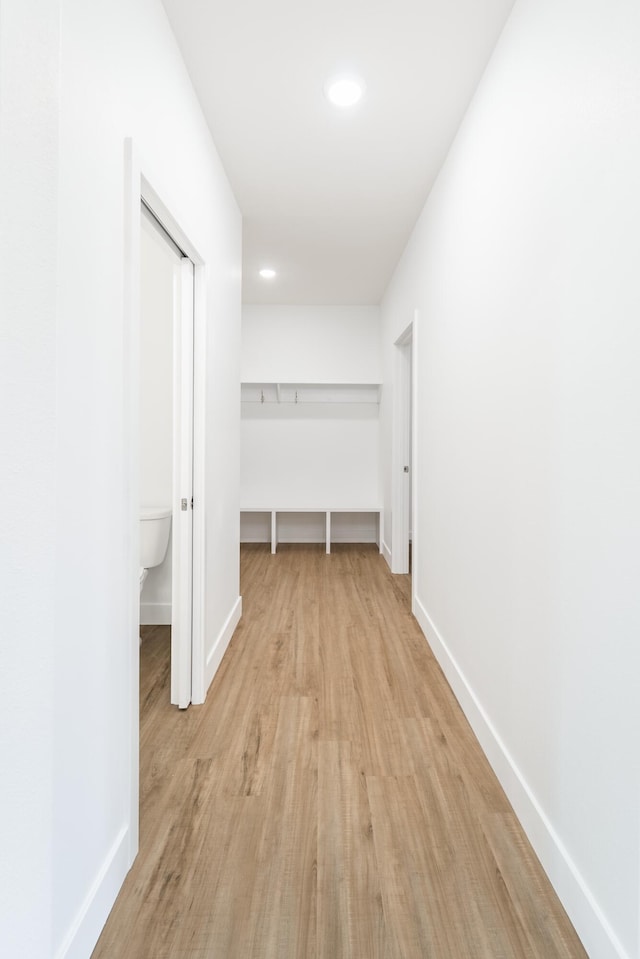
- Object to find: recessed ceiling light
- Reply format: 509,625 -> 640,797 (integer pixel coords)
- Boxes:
259,268 -> 276,279
324,74 -> 366,109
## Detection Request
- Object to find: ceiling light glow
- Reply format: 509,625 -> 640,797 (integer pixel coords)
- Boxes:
324,74 -> 365,108
259,268 -> 276,279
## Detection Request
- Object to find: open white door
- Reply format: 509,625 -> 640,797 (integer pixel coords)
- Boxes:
400,338 -> 412,573
171,256 -> 194,708
392,324 -> 413,574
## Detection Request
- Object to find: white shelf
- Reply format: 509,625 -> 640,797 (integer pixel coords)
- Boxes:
241,382 -> 380,405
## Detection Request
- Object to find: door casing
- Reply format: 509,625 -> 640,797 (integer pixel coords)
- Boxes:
391,313 -> 419,613
123,139 -> 207,865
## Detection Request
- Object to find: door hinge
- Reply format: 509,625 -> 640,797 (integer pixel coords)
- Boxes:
181,498 -> 188,511
403,465 -> 410,473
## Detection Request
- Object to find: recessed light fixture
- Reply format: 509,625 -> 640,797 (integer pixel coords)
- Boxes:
324,74 -> 366,109
259,268 -> 276,279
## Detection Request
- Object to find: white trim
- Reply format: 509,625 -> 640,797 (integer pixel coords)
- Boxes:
123,139 -> 140,867
139,602 -> 172,626
171,256 -> 195,709
391,322 -> 413,574
54,826 -> 129,959
122,135 -> 209,899
381,538 -> 392,566
190,263 -> 207,702
412,592 -> 630,959
138,174 -> 206,702
200,596 -> 243,701
410,308 -> 419,616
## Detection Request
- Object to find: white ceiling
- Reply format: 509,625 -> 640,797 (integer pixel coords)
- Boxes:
161,0 -> 515,305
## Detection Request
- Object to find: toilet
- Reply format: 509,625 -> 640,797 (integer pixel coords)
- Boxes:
139,506 -> 172,591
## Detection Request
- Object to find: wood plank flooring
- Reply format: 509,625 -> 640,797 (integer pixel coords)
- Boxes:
92,544 -> 588,958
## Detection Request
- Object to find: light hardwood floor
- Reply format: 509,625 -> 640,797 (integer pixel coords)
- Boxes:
92,544 -> 588,958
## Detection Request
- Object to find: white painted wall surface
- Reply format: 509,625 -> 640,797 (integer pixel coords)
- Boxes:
0,1 -> 241,956
241,306 -> 382,540
0,1 -> 58,955
241,405 -> 381,507
242,305 -> 381,383
380,1 -> 640,957
139,214 -> 178,623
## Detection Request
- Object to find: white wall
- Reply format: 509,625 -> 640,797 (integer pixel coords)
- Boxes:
241,306 -> 382,542
241,405 -> 381,506
1,1 -> 242,956
380,1 -> 640,957
0,1 -> 58,954
242,305 -> 381,383
139,213 -> 178,623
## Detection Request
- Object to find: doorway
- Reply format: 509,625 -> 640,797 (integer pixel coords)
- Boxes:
139,203 -> 194,709
392,323 -> 414,577
124,144 -> 208,865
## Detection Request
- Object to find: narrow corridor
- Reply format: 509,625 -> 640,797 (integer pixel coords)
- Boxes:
93,544 -> 586,958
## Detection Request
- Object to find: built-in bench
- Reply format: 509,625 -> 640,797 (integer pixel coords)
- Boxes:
240,507 -> 382,554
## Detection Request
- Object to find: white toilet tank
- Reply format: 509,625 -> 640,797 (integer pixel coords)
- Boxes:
140,507 -> 172,568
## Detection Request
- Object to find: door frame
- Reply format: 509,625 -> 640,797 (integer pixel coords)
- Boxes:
171,255 -> 195,709
123,139 -> 207,864
391,313 -> 419,612
392,325 -> 412,575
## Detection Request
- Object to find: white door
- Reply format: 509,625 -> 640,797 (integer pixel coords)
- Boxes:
401,338 -> 412,574
392,325 -> 413,574
171,257 -> 194,708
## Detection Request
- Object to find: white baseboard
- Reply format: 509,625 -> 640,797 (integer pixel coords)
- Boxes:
54,825 -> 129,959
412,593 -> 629,959
381,538 -> 392,568
140,602 -> 171,626
202,595 -> 242,698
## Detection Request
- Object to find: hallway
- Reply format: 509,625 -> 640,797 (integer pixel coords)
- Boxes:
92,545 -> 586,958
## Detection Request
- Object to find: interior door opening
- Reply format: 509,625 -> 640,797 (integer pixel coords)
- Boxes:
392,323 -> 413,576
139,201 -> 194,709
